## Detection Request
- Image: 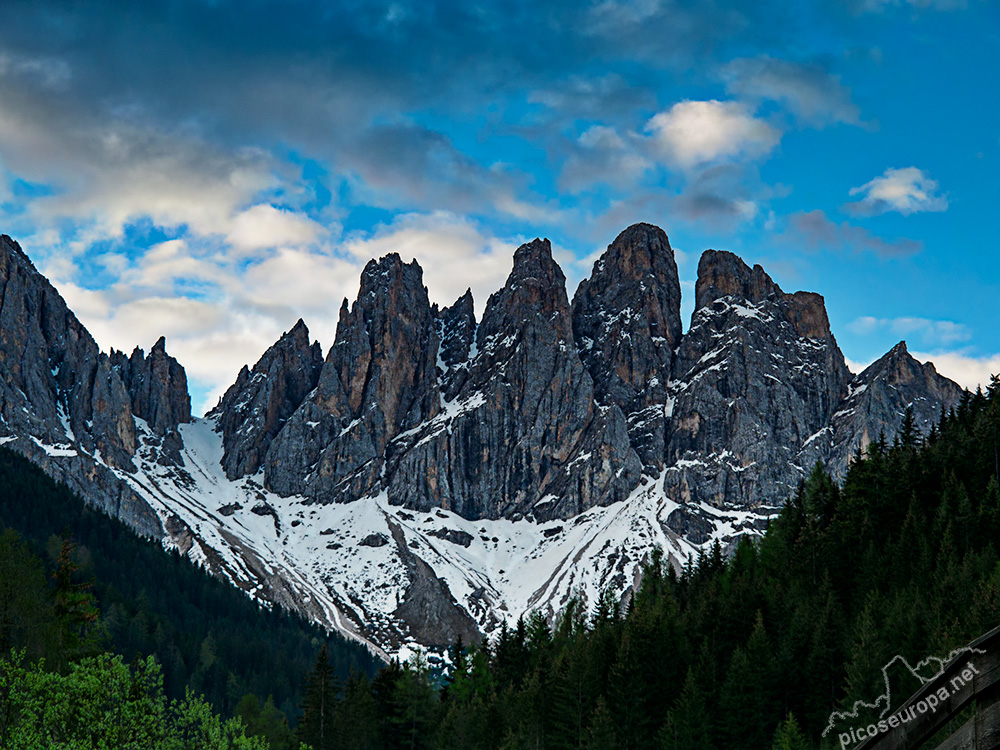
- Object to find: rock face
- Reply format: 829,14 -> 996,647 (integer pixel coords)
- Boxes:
210,319 -> 323,479
0,235 -> 137,470
255,239 -> 641,521
263,254 -> 442,502
436,290 -> 476,402
665,250 -> 853,512
385,238 -> 641,520
111,337 -> 192,436
828,341 -> 964,477
571,223 -> 682,471
0,234 -> 162,535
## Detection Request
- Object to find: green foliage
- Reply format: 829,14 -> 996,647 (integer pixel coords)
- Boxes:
235,693 -> 298,750
0,650 -> 266,749
771,713 -> 809,750
296,644 -> 339,750
0,529 -> 58,660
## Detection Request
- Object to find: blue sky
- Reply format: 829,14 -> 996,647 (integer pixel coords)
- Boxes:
0,0 -> 996,414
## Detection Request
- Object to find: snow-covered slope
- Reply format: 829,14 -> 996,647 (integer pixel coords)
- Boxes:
100,415 -> 722,656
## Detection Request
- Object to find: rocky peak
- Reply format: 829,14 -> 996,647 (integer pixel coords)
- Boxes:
385,239 -> 641,521
695,249 -> 780,310
695,250 -> 833,341
481,238 -> 569,337
0,234 -> 137,470
438,289 -> 475,367
328,253 -> 439,431
111,336 -> 192,437
263,254 -> 440,502
437,290 -> 476,401
211,318 -> 323,479
827,340 -> 963,476
571,222 -> 683,471
666,249 -> 851,515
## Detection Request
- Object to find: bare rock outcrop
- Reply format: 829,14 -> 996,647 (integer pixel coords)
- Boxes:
571,223 -> 682,471
210,319 -> 322,479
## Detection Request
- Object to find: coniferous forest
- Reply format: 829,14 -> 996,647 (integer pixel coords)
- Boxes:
4,384 -> 1000,748
0,445 -> 379,748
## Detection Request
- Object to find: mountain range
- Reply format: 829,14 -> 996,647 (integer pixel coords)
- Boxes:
0,224 -> 963,656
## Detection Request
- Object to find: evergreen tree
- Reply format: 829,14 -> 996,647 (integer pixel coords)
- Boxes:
50,536 -> 102,670
583,696 -> 616,750
340,668 -> 379,750
297,644 -> 340,750
771,713 -> 809,750
235,693 -> 298,750
659,668 -> 712,750
0,528 -> 56,659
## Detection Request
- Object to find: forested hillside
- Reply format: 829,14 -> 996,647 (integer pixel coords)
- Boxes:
0,445 -> 380,724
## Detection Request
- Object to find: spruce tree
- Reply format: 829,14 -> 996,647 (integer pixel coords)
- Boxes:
771,713 -> 809,750
297,644 -> 340,750
659,668 -> 712,750
51,536 -> 101,670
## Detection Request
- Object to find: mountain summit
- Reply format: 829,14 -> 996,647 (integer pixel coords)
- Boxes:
0,225 -> 963,653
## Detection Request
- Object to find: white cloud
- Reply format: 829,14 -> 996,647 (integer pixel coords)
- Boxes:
847,315 -> 970,346
911,350 -> 1000,391
559,125 -> 652,192
846,167 -> 948,215
341,212 -> 519,317
844,357 -> 874,374
225,204 -> 327,253
47,211 -> 526,416
645,100 -> 781,169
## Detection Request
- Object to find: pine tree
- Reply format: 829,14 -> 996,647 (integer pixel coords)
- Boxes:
771,713 -> 809,750
659,668 -> 712,750
50,536 -> 101,670
297,644 -> 340,750
341,668 -> 379,750
0,528 -> 57,659
898,406 -> 920,449
583,696 -> 616,750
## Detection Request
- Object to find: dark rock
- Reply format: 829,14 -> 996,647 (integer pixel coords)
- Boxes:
427,528 -> 474,547
827,341 -> 964,477
218,503 -> 242,516
211,319 -> 323,479
359,533 -> 389,548
264,255 -> 441,502
0,234 -> 165,536
387,521 -> 480,645
110,336 -> 191,436
0,234 -> 137,471
436,289 -> 476,401
384,238 -> 642,521
665,250 -> 852,513
572,223 -> 682,471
